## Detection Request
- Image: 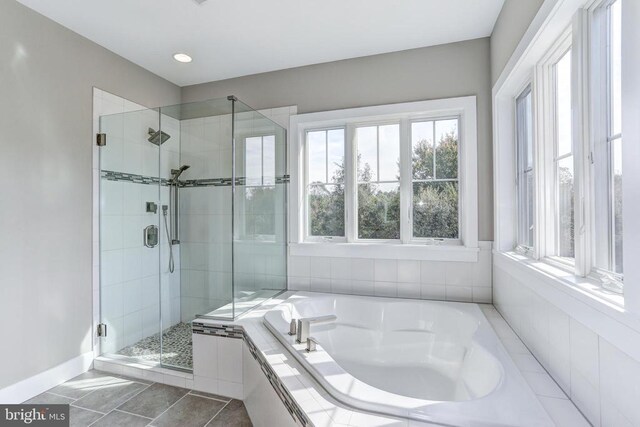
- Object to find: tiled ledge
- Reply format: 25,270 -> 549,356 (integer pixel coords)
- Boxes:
195,291 -> 590,427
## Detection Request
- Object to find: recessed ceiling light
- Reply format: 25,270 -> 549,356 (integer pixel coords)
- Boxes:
173,53 -> 192,63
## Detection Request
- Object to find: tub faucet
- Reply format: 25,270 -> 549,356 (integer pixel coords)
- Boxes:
306,337 -> 319,352
296,315 -> 337,343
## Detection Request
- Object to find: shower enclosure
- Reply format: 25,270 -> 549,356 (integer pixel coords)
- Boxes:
98,96 -> 287,370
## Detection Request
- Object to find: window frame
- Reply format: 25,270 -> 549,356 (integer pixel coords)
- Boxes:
515,84 -> 535,255
409,116 -> 462,244
502,4 -> 625,292
535,28 -> 579,271
352,119 -> 403,244
492,0 -> 640,321
291,97 -> 478,252
303,126 -> 347,243
588,0 -> 624,288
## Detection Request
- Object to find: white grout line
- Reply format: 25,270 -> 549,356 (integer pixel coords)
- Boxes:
113,409 -> 154,420
147,390 -> 191,425
42,391 -> 79,401
69,405 -> 105,415
76,382 -> 152,421
202,400 -> 231,427
87,412 -> 108,427
84,382 -> 153,427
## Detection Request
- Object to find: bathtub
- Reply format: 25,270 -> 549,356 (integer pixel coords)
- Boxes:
264,292 -> 552,426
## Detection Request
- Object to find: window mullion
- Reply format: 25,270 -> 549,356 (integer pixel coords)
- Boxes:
572,10 -> 590,276
400,119 -> 411,243
345,124 -> 356,242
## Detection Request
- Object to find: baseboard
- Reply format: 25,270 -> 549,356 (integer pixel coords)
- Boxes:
0,351 -> 94,404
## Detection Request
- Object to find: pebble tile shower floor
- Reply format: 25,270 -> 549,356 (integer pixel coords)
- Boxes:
23,370 -> 252,427
116,322 -> 193,369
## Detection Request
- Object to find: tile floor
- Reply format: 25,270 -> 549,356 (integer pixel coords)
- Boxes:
23,370 -> 251,427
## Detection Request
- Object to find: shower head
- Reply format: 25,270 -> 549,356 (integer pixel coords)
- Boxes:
147,128 -> 171,145
170,165 -> 190,183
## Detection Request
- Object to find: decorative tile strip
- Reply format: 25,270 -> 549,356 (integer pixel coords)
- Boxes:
192,322 -> 244,339
101,171 -> 290,188
101,170 -> 170,186
182,175 -> 290,188
192,322 -> 311,427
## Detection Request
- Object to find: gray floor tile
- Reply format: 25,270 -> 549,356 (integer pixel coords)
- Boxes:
188,391 -> 231,403
48,370 -> 131,399
69,406 -> 103,427
207,400 -> 252,427
23,392 -> 74,405
72,380 -> 147,413
91,410 -> 150,427
118,383 -> 189,418
151,394 -> 225,427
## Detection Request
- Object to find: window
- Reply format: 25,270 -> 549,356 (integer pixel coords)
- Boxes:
411,119 -> 460,239
497,1 -> 626,294
242,135 -> 276,239
553,49 -> 575,260
592,0 -> 623,279
356,124 -> 400,240
245,135 -> 275,186
306,128 -> 346,239
515,86 -> 534,250
296,97 -> 477,248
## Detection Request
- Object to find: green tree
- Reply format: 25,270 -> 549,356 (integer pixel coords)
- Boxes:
309,131 -> 459,239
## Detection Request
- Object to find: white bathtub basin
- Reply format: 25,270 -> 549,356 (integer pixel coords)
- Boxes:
264,292 -> 552,426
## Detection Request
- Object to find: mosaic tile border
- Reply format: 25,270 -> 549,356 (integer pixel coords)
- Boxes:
192,322 -> 244,339
101,170 -> 290,188
101,170 -> 170,186
182,175 -> 290,188
192,322 -> 311,427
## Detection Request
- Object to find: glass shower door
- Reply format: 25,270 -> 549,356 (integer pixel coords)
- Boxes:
98,108 -> 162,361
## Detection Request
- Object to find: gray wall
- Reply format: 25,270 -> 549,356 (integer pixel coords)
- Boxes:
490,0 -> 545,86
0,0 -> 180,389
182,38 -> 494,241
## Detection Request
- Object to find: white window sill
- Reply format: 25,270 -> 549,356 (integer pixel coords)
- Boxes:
493,252 -> 640,330
497,251 -> 624,307
495,251 -> 640,364
290,242 -> 480,262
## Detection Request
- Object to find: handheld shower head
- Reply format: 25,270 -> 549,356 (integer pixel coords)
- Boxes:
170,165 -> 190,184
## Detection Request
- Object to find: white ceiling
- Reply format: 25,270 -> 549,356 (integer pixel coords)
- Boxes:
17,0 -> 505,87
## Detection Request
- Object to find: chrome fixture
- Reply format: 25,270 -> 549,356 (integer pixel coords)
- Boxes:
147,128 -> 171,145
168,165 -> 190,247
296,315 -> 337,344
163,164 -> 190,274
288,319 -> 297,336
170,165 -> 190,184
306,337 -> 319,353
146,201 -> 158,214
144,224 -> 159,248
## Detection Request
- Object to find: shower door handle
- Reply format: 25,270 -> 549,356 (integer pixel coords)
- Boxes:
144,225 -> 159,248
